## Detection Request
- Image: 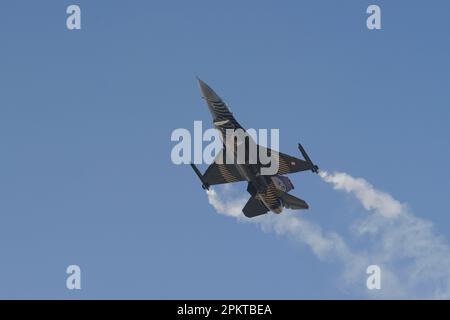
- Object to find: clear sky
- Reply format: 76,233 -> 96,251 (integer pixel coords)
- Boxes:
0,0 -> 449,299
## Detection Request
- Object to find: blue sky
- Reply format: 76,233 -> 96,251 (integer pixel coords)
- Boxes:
0,0 -> 449,299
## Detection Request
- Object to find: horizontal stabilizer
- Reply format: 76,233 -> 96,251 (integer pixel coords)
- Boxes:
243,196 -> 269,218
279,192 -> 309,210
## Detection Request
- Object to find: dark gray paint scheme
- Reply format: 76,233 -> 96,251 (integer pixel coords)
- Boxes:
191,79 -> 319,218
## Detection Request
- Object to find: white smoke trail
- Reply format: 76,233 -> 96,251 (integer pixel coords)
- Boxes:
206,188 -> 245,218
206,171 -> 450,299
319,171 -> 403,218
208,186 -> 350,259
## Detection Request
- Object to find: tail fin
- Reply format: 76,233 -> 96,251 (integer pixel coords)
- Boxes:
279,191 -> 309,210
243,196 -> 269,218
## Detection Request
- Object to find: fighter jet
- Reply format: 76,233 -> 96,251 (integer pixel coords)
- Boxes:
191,79 -> 319,218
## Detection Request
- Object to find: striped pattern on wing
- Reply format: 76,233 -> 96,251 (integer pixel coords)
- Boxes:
202,162 -> 245,185
258,146 -> 313,176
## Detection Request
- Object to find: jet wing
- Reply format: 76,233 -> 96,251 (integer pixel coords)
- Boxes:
198,79 -> 244,133
203,163 -> 245,185
202,149 -> 247,186
243,196 -> 269,218
258,146 -> 314,176
201,145 -> 314,186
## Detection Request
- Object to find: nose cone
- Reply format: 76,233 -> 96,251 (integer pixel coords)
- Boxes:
197,78 -> 221,102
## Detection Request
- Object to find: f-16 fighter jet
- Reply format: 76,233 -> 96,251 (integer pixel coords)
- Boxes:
191,79 -> 319,218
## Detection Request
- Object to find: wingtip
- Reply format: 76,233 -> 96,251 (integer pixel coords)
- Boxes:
196,76 -> 206,86
197,78 -> 220,101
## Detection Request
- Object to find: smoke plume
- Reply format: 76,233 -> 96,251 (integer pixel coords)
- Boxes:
206,171 -> 450,299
